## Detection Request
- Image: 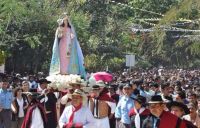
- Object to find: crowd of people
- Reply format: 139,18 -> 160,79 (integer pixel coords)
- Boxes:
0,68 -> 200,128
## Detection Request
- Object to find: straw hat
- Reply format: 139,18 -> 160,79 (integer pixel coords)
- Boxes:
69,79 -> 85,87
96,80 -> 106,87
66,89 -> 87,105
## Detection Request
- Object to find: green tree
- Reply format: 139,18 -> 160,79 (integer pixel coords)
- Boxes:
133,0 -> 200,68
1,0 -> 199,73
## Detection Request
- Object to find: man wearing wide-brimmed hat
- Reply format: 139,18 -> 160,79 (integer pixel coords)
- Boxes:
37,78 -> 57,128
95,80 -> 108,96
88,84 -> 116,128
60,79 -> 85,105
59,89 -> 95,128
37,78 -> 51,93
142,95 -> 187,128
69,79 -> 85,88
129,95 -> 150,128
60,79 -> 85,115
21,91 -> 47,128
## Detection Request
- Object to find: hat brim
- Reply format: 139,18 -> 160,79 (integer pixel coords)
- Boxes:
38,81 -> 51,84
131,97 -> 146,105
123,86 -> 131,88
92,87 -> 100,90
46,81 -> 51,84
148,101 -> 165,104
96,84 -> 105,87
69,83 -> 85,86
66,93 -> 87,105
23,92 -> 40,97
132,98 -> 142,104
71,93 -> 82,96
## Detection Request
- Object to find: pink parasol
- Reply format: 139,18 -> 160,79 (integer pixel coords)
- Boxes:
92,72 -> 113,82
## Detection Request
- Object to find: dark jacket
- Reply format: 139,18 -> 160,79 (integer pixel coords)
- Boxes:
183,119 -> 197,128
21,102 -> 47,128
142,111 -> 187,128
38,91 -> 57,111
129,109 -> 150,128
37,91 -> 57,128
11,95 -> 28,121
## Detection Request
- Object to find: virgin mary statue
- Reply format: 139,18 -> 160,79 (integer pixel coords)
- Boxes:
49,15 -> 86,78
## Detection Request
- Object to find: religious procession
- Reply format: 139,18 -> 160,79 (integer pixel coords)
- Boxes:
1,0 -> 200,128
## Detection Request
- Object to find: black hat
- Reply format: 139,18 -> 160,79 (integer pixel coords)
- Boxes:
92,85 -> 100,90
118,83 -> 124,90
38,78 -> 51,84
27,92 -> 39,97
24,89 -> 40,99
167,101 -> 190,115
107,84 -> 116,89
29,88 -> 37,92
131,95 -> 146,105
148,95 -> 164,104
130,79 -> 143,86
0,73 -> 9,82
107,85 -> 114,89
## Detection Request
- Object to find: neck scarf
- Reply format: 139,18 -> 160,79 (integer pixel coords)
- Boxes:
68,103 -> 82,123
134,107 -> 145,128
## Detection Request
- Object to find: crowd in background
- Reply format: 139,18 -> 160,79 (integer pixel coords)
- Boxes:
0,68 -> 200,128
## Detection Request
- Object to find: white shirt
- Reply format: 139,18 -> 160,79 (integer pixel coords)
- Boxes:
30,107 -> 44,128
59,105 -> 96,128
17,98 -> 24,118
183,114 -> 200,127
29,81 -> 38,89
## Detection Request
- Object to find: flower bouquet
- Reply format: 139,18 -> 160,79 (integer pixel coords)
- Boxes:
46,74 -> 83,91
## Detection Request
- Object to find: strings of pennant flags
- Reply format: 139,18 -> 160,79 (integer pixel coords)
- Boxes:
110,1 -> 164,16
172,35 -> 200,38
131,28 -> 200,33
110,1 -> 200,33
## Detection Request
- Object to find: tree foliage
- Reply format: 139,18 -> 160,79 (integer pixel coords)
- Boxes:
0,0 -> 200,74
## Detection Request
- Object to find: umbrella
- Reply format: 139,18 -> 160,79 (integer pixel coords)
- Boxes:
92,72 -> 113,82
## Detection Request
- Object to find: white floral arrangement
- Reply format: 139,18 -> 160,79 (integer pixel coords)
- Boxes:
46,74 -> 83,91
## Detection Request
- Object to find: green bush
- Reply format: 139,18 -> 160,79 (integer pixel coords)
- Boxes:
135,60 -> 152,69
0,51 -> 6,65
84,54 -> 125,72
189,59 -> 200,68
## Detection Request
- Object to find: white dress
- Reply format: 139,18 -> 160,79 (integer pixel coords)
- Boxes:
59,105 -> 96,128
30,107 -> 44,128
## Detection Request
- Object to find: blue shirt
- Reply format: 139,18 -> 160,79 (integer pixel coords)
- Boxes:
115,95 -> 134,124
0,89 -> 14,109
29,81 -> 38,89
